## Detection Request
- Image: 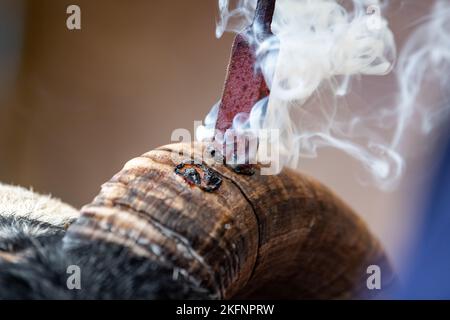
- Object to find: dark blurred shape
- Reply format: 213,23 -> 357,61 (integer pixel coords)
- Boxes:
0,0 -> 24,97
395,125 -> 450,299
0,0 -> 25,182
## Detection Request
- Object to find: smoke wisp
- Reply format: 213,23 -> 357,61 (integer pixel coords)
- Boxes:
198,0 -> 450,189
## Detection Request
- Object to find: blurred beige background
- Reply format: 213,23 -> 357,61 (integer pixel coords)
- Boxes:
0,0 -> 439,268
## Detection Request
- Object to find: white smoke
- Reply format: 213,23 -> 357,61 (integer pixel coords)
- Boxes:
392,0 -> 450,148
198,0 -> 450,189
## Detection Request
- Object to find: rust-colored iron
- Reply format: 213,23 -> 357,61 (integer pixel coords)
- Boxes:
175,160 -> 223,192
215,0 -> 276,134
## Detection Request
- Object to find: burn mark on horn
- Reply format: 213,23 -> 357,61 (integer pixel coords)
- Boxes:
175,161 -> 223,192
232,164 -> 256,176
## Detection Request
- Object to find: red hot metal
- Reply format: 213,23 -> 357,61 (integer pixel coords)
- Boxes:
215,0 -> 277,134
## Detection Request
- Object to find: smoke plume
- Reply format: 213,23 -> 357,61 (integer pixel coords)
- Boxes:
197,0 -> 450,189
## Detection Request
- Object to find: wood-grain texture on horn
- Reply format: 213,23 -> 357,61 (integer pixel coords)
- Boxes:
65,142 -> 392,299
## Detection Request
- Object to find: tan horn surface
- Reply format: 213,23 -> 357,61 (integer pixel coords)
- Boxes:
65,142 -> 392,299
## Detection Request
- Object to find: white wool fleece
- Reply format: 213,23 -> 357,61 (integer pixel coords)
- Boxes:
0,183 -> 79,228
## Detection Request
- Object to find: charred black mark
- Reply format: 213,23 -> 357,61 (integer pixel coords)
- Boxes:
228,151 -> 256,176
232,164 -> 256,176
182,167 -> 201,185
175,161 -> 222,192
207,144 -> 256,176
